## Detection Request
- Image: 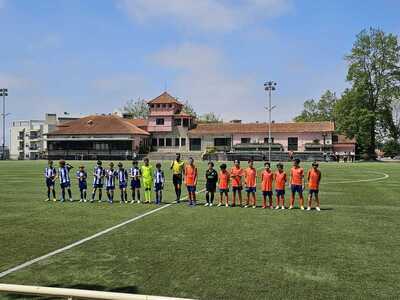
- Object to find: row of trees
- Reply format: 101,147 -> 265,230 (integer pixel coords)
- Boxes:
121,98 -> 222,123
295,28 -> 400,159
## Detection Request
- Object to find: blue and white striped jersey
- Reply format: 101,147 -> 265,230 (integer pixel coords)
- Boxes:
106,169 -> 117,187
118,169 -> 128,183
44,167 -> 57,179
76,171 -> 87,183
93,166 -> 105,185
129,167 -> 140,179
59,166 -> 71,184
154,169 -> 165,184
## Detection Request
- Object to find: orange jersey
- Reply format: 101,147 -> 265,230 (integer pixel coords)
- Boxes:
230,167 -> 244,187
185,165 -> 197,186
219,171 -> 230,189
274,171 -> 287,190
261,170 -> 273,192
308,169 -> 321,190
245,167 -> 257,187
290,167 -> 304,185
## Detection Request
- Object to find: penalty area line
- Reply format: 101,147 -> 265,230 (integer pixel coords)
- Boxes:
0,188 -> 206,279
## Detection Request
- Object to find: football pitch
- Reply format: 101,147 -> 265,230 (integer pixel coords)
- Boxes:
0,160 -> 399,299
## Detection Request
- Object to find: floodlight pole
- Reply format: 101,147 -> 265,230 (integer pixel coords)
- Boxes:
264,81 -> 277,162
0,88 -> 8,160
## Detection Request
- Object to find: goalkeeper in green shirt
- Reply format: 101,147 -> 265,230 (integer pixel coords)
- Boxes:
140,158 -> 154,203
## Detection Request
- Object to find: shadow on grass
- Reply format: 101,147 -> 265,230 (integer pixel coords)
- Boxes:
3,284 -> 139,300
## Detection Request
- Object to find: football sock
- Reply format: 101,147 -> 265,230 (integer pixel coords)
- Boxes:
52,189 -> 56,199
99,189 -> 102,201
206,192 -> 210,203
47,189 -> 51,199
67,189 -> 72,199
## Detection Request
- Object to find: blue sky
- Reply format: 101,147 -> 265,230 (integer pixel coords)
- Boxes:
1,0 -> 400,143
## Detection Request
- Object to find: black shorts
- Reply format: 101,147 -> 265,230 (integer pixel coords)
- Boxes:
173,174 -> 183,186
206,184 -> 216,193
232,186 -> 243,192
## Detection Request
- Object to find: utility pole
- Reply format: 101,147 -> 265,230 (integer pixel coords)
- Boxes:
264,81 -> 277,162
0,88 -> 8,160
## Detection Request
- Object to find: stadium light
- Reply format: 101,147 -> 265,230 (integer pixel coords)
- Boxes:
264,81 -> 277,162
0,88 -> 8,160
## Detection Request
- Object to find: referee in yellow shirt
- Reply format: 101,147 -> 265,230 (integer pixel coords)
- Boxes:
171,153 -> 185,203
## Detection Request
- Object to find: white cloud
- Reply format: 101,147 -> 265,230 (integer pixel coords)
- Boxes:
151,43 -> 265,121
117,0 -> 292,32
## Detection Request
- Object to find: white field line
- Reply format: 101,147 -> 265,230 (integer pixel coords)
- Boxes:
321,171 -> 389,184
0,188 -> 206,279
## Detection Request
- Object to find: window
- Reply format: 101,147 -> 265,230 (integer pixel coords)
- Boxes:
181,138 -> 186,146
175,138 -> 180,147
158,138 -> 165,147
174,118 -> 182,126
214,138 -> 231,147
264,137 -> 274,143
332,135 -> 338,143
288,137 -> 298,151
156,118 -> 165,125
241,138 -> 251,144
183,118 -> 189,127
162,104 -> 166,108
168,104 -> 172,108
150,104 -> 155,108
151,138 -> 157,147
156,104 -> 161,108
94,143 -> 109,150
166,138 -> 172,147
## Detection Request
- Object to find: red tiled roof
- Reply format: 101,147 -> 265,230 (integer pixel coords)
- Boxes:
126,118 -> 148,128
48,115 -> 150,136
147,92 -> 183,105
189,121 -> 335,135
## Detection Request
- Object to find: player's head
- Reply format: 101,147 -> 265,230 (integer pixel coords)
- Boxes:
312,161 -> 319,169
248,159 -> 254,167
118,162 -> 123,169
79,165 -> 85,170
176,153 -> 181,161
277,163 -> 283,170
132,160 -> 138,166
109,162 -> 114,168
234,159 -> 240,167
208,161 -> 214,169
59,160 -> 66,166
48,160 -> 53,166
264,162 -> 271,170
97,160 -> 102,166
144,158 -> 149,165
220,163 -> 227,170
293,158 -> 300,166
188,157 -> 194,165
156,162 -> 161,169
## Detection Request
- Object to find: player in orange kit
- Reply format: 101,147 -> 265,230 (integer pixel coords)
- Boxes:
244,159 -> 257,208
230,160 -> 244,207
274,163 -> 287,209
289,158 -> 305,210
218,163 -> 230,207
307,161 -> 322,211
261,162 -> 274,209
185,157 -> 198,206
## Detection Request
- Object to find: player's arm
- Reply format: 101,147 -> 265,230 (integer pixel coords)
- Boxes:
170,161 -> 174,170
194,167 -> 198,185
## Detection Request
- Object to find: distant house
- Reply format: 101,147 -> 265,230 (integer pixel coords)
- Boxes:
46,115 -> 150,160
36,91 -> 356,160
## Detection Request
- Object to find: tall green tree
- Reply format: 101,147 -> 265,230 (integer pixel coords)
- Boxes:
121,98 -> 150,119
198,112 -> 222,123
340,28 -> 400,158
294,90 -> 337,122
181,100 -> 197,117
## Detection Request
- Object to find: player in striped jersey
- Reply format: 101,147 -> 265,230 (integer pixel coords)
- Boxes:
117,162 -> 128,203
91,160 -> 105,203
57,160 -> 73,202
76,165 -> 88,202
105,162 -> 117,203
154,163 -> 165,205
129,161 -> 141,204
44,160 -> 57,202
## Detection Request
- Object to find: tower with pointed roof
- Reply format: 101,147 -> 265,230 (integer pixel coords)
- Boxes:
147,92 -> 195,151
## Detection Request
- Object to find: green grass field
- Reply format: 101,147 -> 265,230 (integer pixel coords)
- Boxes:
0,160 -> 399,299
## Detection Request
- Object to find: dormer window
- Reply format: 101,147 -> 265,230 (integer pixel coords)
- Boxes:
150,104 -> 155,108
162,104 -> 166,108
168,104 -> 172,108
156,104 -> 161,108
156,118 -> 165,125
